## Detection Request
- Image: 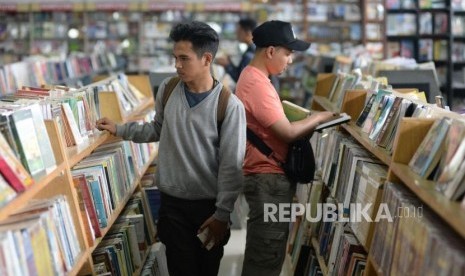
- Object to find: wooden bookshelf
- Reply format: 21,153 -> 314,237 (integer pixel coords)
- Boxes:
365,255 -> 384,276
66,131 -> 111,168
87,160 -> 150,254
312,95 -> 337,113
0,161 -> 67,220
0,74 -> 158,275
311,237 -> 329,275
133,247 -> 152,276
67,252 -> 89,276
310,73 -> 465,275
342,123 -> 392,165
390,162 -> 465,239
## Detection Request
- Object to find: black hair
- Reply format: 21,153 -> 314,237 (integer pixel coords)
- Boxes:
238,18 -> 257,33
169,21 -> 219,58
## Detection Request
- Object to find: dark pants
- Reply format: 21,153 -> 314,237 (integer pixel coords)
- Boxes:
157,192 -> 230,276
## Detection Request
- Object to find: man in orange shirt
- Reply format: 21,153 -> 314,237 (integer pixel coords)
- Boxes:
235,20 -> 335,276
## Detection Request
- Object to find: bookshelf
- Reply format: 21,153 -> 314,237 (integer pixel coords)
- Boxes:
305,0 -> 363,52
363,0 -> 386,59
385,0 -> 454,106
0,1 -> 255,74
310,237 -> 329,275
0,74 -> 158,275
306,72 -> 465,275
452,4 -> 465,103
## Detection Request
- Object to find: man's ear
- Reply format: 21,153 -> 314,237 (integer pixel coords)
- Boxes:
265,46 -> 275,59
204,53 -> 213,66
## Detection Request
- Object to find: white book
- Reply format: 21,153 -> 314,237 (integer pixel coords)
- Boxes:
27,104 -> 57,173
62,102 -> 85,145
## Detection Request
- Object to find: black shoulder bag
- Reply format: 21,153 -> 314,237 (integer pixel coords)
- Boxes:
246,128 -> 316,183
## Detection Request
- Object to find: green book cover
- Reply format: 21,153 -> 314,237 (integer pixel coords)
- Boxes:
282,100 -> 310,122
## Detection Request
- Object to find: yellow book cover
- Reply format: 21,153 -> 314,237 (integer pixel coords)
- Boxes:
30,219 -> 55,276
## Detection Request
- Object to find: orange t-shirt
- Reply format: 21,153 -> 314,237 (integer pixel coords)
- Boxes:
236,65 -> 288,175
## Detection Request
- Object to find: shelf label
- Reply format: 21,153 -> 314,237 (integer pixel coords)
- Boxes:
73,3 -> 85,11
128,2 -> 139,11
143,2 -> 186,11
31,2 -> 74,11
0,3 -> 18,11
197,2 -> 242,11
86,2 -> 132,11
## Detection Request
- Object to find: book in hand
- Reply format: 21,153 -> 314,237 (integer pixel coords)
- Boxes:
282,100 -> 310,122
197,228 -> 215,250
315,113 -> 351,131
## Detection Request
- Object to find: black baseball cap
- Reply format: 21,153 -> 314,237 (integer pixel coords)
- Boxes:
252,20 -> 310,51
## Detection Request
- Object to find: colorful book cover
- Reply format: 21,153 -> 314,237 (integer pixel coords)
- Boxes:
88,178 -> 108,228
409,117 -> 451,178
9,109 -> 46,180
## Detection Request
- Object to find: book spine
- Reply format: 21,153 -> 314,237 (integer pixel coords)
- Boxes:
0,156 -> 26,192
376,97 -> 402,145
355,94 -> 375,127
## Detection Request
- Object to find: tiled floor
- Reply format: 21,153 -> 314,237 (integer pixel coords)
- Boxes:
218,229 -> 247,276
218,195 -> 291,276
218,228 -> 292,276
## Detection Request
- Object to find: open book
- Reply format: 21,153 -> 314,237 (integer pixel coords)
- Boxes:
282,100 -> 351,130
315,113 -> 351,131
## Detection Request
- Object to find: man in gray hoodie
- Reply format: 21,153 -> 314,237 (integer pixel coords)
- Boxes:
96,21 -> 246,276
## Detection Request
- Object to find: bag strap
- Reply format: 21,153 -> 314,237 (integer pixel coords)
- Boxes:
217,86 -> 230,124
162,76 -> 181,108
162,76 -> 230,125
246,128 -> 274,157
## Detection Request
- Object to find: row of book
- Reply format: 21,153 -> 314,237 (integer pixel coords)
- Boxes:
0,73 -> 149,208
293,245 -> 324,276
326,69 -> 363,111
139,242 -> 169,276
387,0 -> 446,9
355,88 -> 432,154
409,116 -> 465,201
307,25 -> 362,41
0,102 -> 57,181
306,3 -> 361,22
140,163 -> 161,227
371,183 -> 465,275
314,130 -> 387,246
0,195 -> 81,275
288,179 -> 370,276
72,131 -> 157,243
286,133 -> 382,275
92,189 -> 157,276
386,14 -> 416,36
294,117 -> 465,275
392,39 -> 445,62
419,12 -> 448,35
0,51 -> 119,95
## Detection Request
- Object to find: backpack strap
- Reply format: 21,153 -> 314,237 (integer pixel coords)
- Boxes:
162,76 -> 181,108
162,76 -> 230,126
217,86 -> 230,125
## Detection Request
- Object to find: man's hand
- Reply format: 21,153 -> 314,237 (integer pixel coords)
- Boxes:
96,117 -> 117,135
198,216 -> 229,249
316,111 -> 338,125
